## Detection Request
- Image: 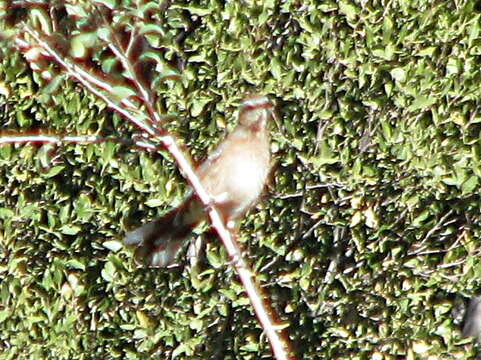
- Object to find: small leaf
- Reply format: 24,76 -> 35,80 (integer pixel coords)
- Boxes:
409,95 -> 436,111
417,47 -> 436,57
145,198 -> 165,208
172,4 -> 212,16
462,175 -> 478,194
390,68 -> 406,82
136,310 -> 154,328
412,210 -> 430,227
101,261 -> 116,282
0,82 -> 11,97
157,69 -> 181,82
0,207 -> 14,219
66,259 -> 86,271
70,33 -> 97,58
339,1 -> 358,20
41,74 -> 65,95
111,85 -> 136,99
350,211 -> 362,227
29,8 -> 52,34
139,24 -> 165,36
190,96 -> 212,117
101,57 -> 120,73
270,58 -> 282,79
0,309 -> 10,323
102,240 -> 123,253
59,224 -> 81,235
364,208 -> 379,229
16,110 -> 30,127
42,165 -> 65,178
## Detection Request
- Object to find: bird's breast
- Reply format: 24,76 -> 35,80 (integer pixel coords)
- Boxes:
201,133 -> 270,220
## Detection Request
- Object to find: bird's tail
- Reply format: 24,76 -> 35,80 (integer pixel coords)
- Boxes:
124,196 -> 205,267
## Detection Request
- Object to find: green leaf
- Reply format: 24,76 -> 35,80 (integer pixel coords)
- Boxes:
70,33 -> 98,58
111,85 -> 136,99
101,261 -> 116,282
66,259 -> 86,271
270,58 -> 282,79
0,207 -> 14,219
462,175 -> 478,194
59,224 -> 81,235
409,95 -> 437,111
101,57 -> 120,73
390,68 -> 406,82
139,24 -> 165,36
102,240 -> 123,253
42,165 -> 65,178
144,198 -> 164,208
338,1 -> 359,20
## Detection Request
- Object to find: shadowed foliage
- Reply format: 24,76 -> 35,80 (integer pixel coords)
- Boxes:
1,0 -> 481,359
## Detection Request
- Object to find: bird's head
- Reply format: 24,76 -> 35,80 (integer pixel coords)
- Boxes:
238,94 -> 274,131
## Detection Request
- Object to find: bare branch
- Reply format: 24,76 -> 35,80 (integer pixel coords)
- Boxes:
0,133 -> 158,151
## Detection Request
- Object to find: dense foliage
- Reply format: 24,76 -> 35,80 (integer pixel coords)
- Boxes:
1,0 -> 481,358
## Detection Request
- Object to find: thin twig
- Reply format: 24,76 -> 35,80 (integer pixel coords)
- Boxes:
275,183 -> 344,199
408,209 -> 455,256
0,133 -> 158,151
21,28 -> 157,137
324,226 -> 347,284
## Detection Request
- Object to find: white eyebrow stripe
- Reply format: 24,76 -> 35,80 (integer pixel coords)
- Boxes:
242,97 -> 270,108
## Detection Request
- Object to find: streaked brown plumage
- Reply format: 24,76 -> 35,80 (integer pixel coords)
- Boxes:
124,95 -> 274,267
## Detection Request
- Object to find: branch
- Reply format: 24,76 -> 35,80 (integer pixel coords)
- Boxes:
0,133 -> 158,151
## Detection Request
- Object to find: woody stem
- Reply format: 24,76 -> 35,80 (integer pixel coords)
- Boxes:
0,133 -> 157,151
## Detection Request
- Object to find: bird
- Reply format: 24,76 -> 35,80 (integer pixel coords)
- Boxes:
124,94 -> 274,267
